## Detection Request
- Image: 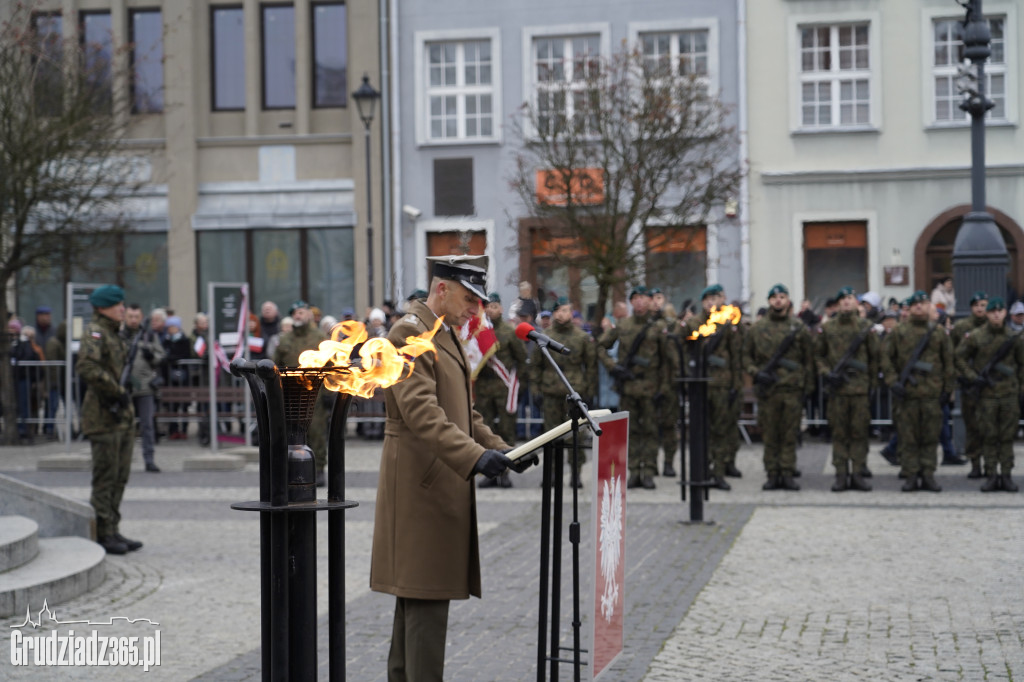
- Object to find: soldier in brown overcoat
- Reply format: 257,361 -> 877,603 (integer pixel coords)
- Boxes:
370,256 -> 537,680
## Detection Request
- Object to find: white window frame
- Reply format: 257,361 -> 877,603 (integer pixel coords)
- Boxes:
920,2 -> 1017,128
414,28 -> 502,146
521,22 -> 611,140
628,18 -> 720,99
787,11 -> 881,134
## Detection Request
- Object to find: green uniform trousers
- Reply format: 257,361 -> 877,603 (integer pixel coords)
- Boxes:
657,394 -> 680,470
756,390 -> 802,476
708,389 -> 736,478
89,428 -> 134,538
978,396 -> 1017,474
961,392 -> 981,463
477,384 -> 518,446
827,394 -> 871,472
896,397 -> 941,476
541,395 -> 586,471
309,393 -> 329,472
620,394 -> 659,477
388,597 -> 450,682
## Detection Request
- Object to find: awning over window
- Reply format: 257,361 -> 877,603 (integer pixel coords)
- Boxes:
191,180 -> 356,230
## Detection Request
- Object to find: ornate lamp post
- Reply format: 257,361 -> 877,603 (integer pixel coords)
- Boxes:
352,74 -> 381,308
951,0 -> 1007,317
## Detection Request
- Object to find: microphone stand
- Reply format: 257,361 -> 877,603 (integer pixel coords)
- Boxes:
533,338 -> 602,682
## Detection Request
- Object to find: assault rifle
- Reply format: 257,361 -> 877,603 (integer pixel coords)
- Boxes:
610,317 -> 656,394
752,325 -> 802,397
959,329 -> 1023,398
111,319 -> 148,415
889,324 -> 936,399
823,325 -> 873,392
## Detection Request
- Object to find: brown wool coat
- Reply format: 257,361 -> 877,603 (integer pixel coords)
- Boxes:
370,300 -> 507,600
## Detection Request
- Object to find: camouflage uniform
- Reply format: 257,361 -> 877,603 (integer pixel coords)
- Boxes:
814,311 -> 879,487
684,311 -> 743,484
530,318 -> 597,476
881,317 -> 955,487
657,312 -> 683,475
951,314 -> 987,471
954,322 -> 1024,484
78,312 -> 136,540
597,312 -> 672,482
743,310 -> 815,486
474,316 -> 527,446
274,323 -> 328,471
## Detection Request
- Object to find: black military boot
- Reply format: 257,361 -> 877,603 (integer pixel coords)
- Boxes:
762,473 -> 779,491
831,471 -> 848,492
858,464 -> 872,478
967,460 -> 983,479
98,535 -> 128,555
980,474 -> 1001,492
627,473 -> 643,489
725,463 -> 743,478
641,474 -> 656,490
779,473 -> 800,491
849,473 -> 872,492
919,471 -> 942,492
662,461 -> 676,477
901,474 -> 918,492
500,471 -> 513,488
1002,472 -> 1019,492
712,475 -> 731,491
114,533 -> 143,552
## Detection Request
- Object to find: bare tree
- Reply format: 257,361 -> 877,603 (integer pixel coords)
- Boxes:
508,46 -> 743,324
0,4 -> 140,442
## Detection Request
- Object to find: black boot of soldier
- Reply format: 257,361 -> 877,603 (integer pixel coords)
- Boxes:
1002,472 -> 1019,492
849,473 -> 872,491
712,475 -> 731,491
831,471 -> 848,492
967,460 -> 983,479
901,474 -> 918,492
919,472 -> 942,492
779,473 -> 800,491
858,464 -> 872,478
762,473 -> 779,491
662,460 -> 676,477
980,474 -> 1001,492
725,463 -> 743,478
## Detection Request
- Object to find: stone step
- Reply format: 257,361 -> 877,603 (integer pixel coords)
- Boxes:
0,537 -> 106,618
37,453 -> 92,472
0,516 -> 39,573
182,453 -> 246,471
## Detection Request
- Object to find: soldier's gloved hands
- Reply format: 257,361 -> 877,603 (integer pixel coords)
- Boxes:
508,452 -> 540,474
824,372 -> 845,390
473,449 -> 511,478
889,383 -> 906,399
754,371 -> 775,387
972,376 -> 990,390
142,347 -> 155,362
610,365 -> 634,382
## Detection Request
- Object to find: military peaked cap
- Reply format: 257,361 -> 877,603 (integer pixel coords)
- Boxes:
428,255 -> 488,300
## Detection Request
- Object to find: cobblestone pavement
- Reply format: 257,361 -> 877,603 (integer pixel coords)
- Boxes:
1,434 -> 1023,680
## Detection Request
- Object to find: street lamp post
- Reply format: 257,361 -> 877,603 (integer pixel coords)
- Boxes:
951,0 -> 1007,318
353,74 -> 381,309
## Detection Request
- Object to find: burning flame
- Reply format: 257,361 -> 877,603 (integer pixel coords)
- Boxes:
687,305 -> 741,340
297,318 -> 442,398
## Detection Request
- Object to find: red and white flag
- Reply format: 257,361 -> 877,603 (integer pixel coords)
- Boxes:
461,304 -> 519,413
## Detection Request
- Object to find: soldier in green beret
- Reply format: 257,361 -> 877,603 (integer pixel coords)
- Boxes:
954,297 -> 1023,492
951,290 -> 990,477
815,286 -> 879,492
743,284 -> 815,491
597,286 -> 673,489
881,290 -> 954,492
78,285 -> 142,555
530,296 -> 597,487
476,292 -> 528,488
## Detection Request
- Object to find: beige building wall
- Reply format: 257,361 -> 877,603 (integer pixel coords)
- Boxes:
747,0 -> 1023,307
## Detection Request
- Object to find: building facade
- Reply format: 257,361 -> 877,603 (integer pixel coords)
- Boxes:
13,0 -> 385,326
390,0 -> 745,316
746,0 -> 1023,310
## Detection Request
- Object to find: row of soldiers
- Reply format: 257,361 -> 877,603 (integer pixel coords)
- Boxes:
476,282 -> 1023,496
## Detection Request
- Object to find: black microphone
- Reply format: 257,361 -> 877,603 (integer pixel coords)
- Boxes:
515,322 -> 572,355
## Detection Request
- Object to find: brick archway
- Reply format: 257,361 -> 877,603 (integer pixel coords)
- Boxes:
914,205 -> 1024,299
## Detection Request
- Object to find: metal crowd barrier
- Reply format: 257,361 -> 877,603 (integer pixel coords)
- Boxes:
8,360 -> 74,440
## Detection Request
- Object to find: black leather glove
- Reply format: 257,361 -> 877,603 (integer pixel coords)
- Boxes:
610,365 -> 634,382
508,452 -> 540,474
754,371 -> 775,387
889,383 -> 906,399
142,347 -> 155,362
473,449 -> 511,479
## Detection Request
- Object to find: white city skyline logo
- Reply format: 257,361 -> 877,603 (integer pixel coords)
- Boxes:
598,474 -> 623,622
10,600 -> 160,629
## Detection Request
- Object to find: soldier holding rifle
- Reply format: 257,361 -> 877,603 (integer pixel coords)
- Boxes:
954,297 -> 1024,492
743,284 -> 814,491
78,285 -> 143,555
951,291 -> 990,476
815,286 -> 879,492
881,290 -> 954,492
